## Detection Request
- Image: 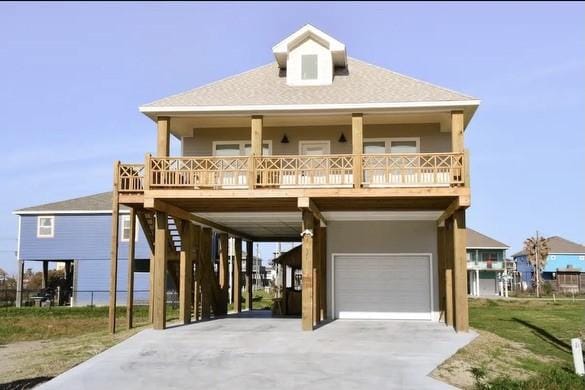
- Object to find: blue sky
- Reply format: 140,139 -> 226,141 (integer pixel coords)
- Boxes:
0,2 -> 583,274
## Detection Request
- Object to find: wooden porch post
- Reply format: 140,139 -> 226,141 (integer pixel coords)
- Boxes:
451,110 -> 464,153
437,225 -> 446,322
108,161 -> 120,334
200,228 -> 212,320
234,238 -> 242,313
153,211 -> 168,330
246,240 -> 253,311
352,113 -> 363,188
452,209 -> 469,332
16,259 -> 24,308
301,209 -> 315,331
179,221 -> 193,324
192,225 -> 202,321
218,233 -> 229,315
157,117 -> 170,157
249,115 -> 263,188
126,208 -> 136,329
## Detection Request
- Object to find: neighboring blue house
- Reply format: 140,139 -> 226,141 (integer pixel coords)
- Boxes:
14,192 -> 152,306
512,236 -> 585,289
14,192 -> 265,307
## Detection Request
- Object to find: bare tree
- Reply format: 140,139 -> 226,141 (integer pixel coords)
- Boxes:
523,233 -> 550,298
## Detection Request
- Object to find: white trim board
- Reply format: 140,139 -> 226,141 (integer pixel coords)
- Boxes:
140,100 -> 481,114
323,211 -> 442,221
331,252 -> 434,321
467,246 -> 509,250
13,210 -> 131,215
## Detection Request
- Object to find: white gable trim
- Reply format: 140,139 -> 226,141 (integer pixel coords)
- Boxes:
272,24 -> 346,68
140,99 -> 481,115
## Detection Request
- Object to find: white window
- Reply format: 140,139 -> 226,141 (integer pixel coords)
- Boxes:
301,54 -> 318,80
120,215 -> 138,242
363,138 -> 420,154
37,216 -> 54,238
212,141 -> 272,156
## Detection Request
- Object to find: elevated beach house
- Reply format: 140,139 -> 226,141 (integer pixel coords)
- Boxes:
466,229 -> 509,297
109,25 -> 479,332
513,236 -> 585,292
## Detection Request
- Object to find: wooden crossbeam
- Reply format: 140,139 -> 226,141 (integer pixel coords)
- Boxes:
145,198 -> 254,241
297,197 -> 327,227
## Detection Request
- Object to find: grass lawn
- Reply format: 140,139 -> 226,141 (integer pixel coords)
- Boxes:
0,305 -> 178,387
0,290 -> 270,387
434,298 -> 585,389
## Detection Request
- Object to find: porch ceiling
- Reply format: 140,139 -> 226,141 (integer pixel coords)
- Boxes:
193,210 -> 443,240
165,196 -> 456,213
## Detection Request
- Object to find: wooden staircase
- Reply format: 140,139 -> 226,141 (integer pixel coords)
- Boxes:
135,208 -> 227,318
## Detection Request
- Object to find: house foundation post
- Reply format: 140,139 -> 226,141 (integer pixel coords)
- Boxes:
16,259 -> 24,308
42,261 -> 49,289
179,221 -> 193,324
234,238 -> 242,313
452,209 -> 469,332
126,208 -> 136,329
218,233 -> 229,315
153,211 -> 168,330
444,218 -> 454,327
246,240 -> 253,311
192,225 -> 202,321
200,228 -> 212,320
301,209 -> 315,331
437,225 -> 446,322
320,226 -> 327,321
108,162 -> 120,334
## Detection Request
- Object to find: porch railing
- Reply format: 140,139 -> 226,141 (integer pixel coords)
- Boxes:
117,152 -> 466,192
255,154 -> 354,187
362,153 -> 464,187
118,163 -> 145,193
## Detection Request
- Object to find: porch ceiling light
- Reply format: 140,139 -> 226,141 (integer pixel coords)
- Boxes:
338,132 -> 347,143
281,134 -> 289,143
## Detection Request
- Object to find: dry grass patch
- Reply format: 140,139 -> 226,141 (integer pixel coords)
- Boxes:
432,330 -> 555,389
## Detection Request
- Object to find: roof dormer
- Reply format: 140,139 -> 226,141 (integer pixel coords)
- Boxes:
272,24 -> 347,86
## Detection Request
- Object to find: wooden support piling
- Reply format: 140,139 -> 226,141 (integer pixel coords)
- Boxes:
126,208 -> 136,329
108,161 -> 120,334
234,238 -> 242,313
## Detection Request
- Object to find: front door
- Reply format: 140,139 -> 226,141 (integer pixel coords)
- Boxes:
299,141 -> 331,185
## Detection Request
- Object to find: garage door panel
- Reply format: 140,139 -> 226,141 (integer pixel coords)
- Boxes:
334,254 -> 432,320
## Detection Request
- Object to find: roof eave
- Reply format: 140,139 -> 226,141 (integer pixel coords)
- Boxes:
139,99 -> 480,121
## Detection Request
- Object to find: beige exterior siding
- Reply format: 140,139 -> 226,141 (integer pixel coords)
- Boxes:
182,123 -> 450,156
326,220 -> 440,320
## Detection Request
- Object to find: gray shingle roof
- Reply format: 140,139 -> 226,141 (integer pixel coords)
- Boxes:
14,192 -> 126,214
512,236 -> 585,257
467,229 -> 509,249
141,57 -> 476,109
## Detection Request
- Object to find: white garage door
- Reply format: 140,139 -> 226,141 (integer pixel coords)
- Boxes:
333,254 -> 433,320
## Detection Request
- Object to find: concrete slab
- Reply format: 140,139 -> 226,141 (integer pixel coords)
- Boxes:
39,311 -> 476,390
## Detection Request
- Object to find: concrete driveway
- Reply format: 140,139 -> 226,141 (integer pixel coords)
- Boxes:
40,311 -> 476,390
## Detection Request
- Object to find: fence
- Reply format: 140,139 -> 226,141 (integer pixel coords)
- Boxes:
0,289 -> 179,308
